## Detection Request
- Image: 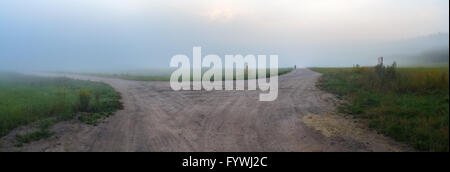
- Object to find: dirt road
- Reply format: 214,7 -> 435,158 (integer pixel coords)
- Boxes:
0,69 -> 407,152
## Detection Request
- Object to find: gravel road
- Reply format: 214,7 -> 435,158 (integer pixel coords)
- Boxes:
0,69 -> 407,152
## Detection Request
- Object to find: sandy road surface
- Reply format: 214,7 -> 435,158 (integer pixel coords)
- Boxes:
0,69 -> 407,152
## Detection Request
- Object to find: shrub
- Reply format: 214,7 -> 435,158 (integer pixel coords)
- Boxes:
79,90 -> 91,112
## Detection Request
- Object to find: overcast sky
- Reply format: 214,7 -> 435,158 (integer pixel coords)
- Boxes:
0,0 -> 448,71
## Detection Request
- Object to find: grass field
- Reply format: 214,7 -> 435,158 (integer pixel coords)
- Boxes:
310,65 -> 449,152
70,68 -> 294,81
0,72 -> 123,144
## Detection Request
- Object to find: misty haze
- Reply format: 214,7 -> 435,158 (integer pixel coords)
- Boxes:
1,0 -> 448,72
0,0 -> 448,154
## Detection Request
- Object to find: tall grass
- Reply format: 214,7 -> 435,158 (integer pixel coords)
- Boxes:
0,72 -> 122,137
311,64 -> 449,152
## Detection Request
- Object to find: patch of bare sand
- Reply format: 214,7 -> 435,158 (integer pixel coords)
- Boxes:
302,113 -> 409,152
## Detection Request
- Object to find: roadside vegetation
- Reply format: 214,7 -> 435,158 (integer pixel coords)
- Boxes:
0,72 -> 123,145
68,68 -> 294,81
311,64 -> 449,152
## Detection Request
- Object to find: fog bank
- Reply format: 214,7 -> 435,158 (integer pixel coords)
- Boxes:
0,0 -> 448,72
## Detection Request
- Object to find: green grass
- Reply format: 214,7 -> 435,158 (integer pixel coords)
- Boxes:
69,68 -> 294,81
310,65 -> 449,152
0,72 -> 123,140
14,118 -> 57,146
78,112 -> 113,126
15,129 -> 54,146
78,73 -> 172,81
